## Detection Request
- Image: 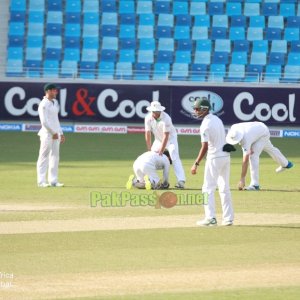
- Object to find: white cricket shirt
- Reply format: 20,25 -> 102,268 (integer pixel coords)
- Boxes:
200,113 -> 229,159
38,97 -> 63,137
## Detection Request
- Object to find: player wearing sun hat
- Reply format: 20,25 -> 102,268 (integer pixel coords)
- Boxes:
144,101 -> 186,189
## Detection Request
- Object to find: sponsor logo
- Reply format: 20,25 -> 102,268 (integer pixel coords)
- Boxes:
283,130 -> 300,138
74,125 -> 127,134
233,92 -> 296,122
176,127 -> 200,135
181,90 -> 224,119
23,124 -> 41,132
0,123 -> 22,131
269,129 -> 282,138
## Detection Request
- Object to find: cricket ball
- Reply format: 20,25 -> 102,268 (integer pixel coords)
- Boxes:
159,192 -> 178,208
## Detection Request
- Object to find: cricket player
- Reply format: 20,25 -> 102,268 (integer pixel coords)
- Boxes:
126,150 -> 171,190
37,83 -> 65,187
144,101 -> 186,189
226,121 -> 294,191
191,97 -> 234,226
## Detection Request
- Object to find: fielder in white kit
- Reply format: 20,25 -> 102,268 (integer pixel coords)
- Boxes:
37,83 -> 65,187
126,151 -> 171,190
191,97 -> 234,226
144,101 -> 186,189
226,121 -> 294,191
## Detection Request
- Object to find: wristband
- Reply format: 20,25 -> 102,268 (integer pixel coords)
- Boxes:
195,161 -> 199,166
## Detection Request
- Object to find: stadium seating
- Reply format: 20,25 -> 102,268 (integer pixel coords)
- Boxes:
5,0 -> 300,82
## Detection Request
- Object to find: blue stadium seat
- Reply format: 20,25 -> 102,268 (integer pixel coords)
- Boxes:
280,3 -> 296,17
102,37 -> 118,50
190,64 -> 207,82
208,2 -> 224,15
156,26 -> 172,38
177,39 -> 192,51
244,3 -> 260,16
268,16 -> 284,29
84,12 -> 100,24
158,14 -> 174,27
7,47 -> 23,60
249,16 -> 265,28
137,1 -> 152,14
270,40 -> 287,53
281,65 -> 300,83
212,15 -> 228,28
284,28 -> 300,41
227,64 -> 245,82
155,1 -> 171,14
134,63 -> 152,80
173,2 -> 188,15
48,0 -> 62,11
250,52 -> 267,65
79,62 -> 96,79
175,51 -> 191,63
119,1 -> 135,14
100,49 -> 117,62
10,11 -> 26,22
213,52 -> 229,64
8,36 -> 24,47
116,62 -> 133,79
43,60 -> 59,78
287,53 -> 300,65
171,63 -> 189,81
196,40 -> 212,52
265,28 -> 282,40
26,47 -> 42,61
247,28 -> 263,41
262,3 -> 278,16
139,38 -> 155,50
153,63 -> 170,80
176,14 -> 192,26
252,40 -> 268,52
192,27 -> 208,40
66,12 -> 81,23
64,48 -> 80,61
83,0 -> 99,12
27,36 -> 43,48
226,2 -> 242,16
137,50 -> 154,63
10,0 -> 26,12
101,0 -> 117,12
286,16 -> 300,28
65,24 -> 81,37
6,59 -> 23,77
231,15 -> 246,27
47,11 -> 63,24
231,52 -> 248,65
119,49 -> 135,62
83,24 -> 99,38
190,2 -> 206,16
120,13 -> 136,25
65,37 -> 80,48
194,51 -> 211,64
81,49 -> 98,62
211,27 -> 227,40
174,26 -> 190,40
45,36 -> 62,49
157,51 -> 173,63
245,64 -> 263,82
194,15 -> 210,27
233,40 -> 250,52
229,27 -> 246,40
65,0 -> 81,12
45,48 -> 61,60
61,60 -> 78,78
29,0 -> 44,11
101,13 -> 117,25
25,60 -> 41,78
215,39 -> 231,53
46,23 -> 62,36
208,64 -> 226,82
98,61 -> 115,79
290,41 -> 300,53
158,38 -> 174,51
139,14 -> 155,25
269,52 -> 285,65
9,22 -> 25,36
101,25 -> 117,37
264,64 -> 281,83
138,25 -> 154,38
28,11 -> 44,23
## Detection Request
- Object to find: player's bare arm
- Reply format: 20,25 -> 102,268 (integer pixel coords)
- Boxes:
159,132 -> 170,155
145,131 -> 152,151
191,142 -> 208,175
239,154 -> 250,189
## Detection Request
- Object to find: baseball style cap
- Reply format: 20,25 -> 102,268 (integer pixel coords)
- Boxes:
193,97 -> 211,110
44,83 -> 60,91
226,126 -> 244,145
146,101 -> 166,112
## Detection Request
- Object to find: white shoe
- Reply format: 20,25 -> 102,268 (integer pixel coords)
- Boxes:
276,161 -> 294,173
222,220 -> 233,226
244,185 -> 260,191
126,175 -> 134,190
175,180 -> 185,189
196,218 -> 217,226
51,182 -> 64,187
38,183 -> 50,188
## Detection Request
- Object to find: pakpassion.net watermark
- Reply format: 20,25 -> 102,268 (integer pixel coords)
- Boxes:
90,191 -> 208,209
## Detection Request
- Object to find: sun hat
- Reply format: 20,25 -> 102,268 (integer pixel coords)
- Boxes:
146,101 -> 166,112
226,126 -> 244,145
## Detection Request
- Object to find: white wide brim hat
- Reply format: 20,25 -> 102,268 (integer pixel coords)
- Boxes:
226,127 -> 244,145
146,101 -> 166,112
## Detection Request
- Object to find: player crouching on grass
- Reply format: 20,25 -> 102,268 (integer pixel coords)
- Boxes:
191,97 -> 234,226
126,150 -> 172,190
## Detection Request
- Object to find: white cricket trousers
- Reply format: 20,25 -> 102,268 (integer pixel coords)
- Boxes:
202,156 -> 234,222
37,135 -> 60,185
133,161 -> 160,185
249,134 -> 288,186
151,139 -> 186,183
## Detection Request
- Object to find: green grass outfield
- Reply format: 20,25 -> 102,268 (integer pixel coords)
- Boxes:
0,132 -> 299,299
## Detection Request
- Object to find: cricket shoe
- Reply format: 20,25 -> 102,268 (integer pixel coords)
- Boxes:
51,182 -> 64,187
126,175 -> 135,190
196,218 -> 217,227
244,185 -> 260,191
156,182 -> 170,190
144,175 -> 152,191
38,182 -> 50,188
222,220 -> 234,226
175,180 -> 185,189
275,161 -> 294,173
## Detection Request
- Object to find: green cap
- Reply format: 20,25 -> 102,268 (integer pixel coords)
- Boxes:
44,83 -> 59,92
193,97 -> 211,110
